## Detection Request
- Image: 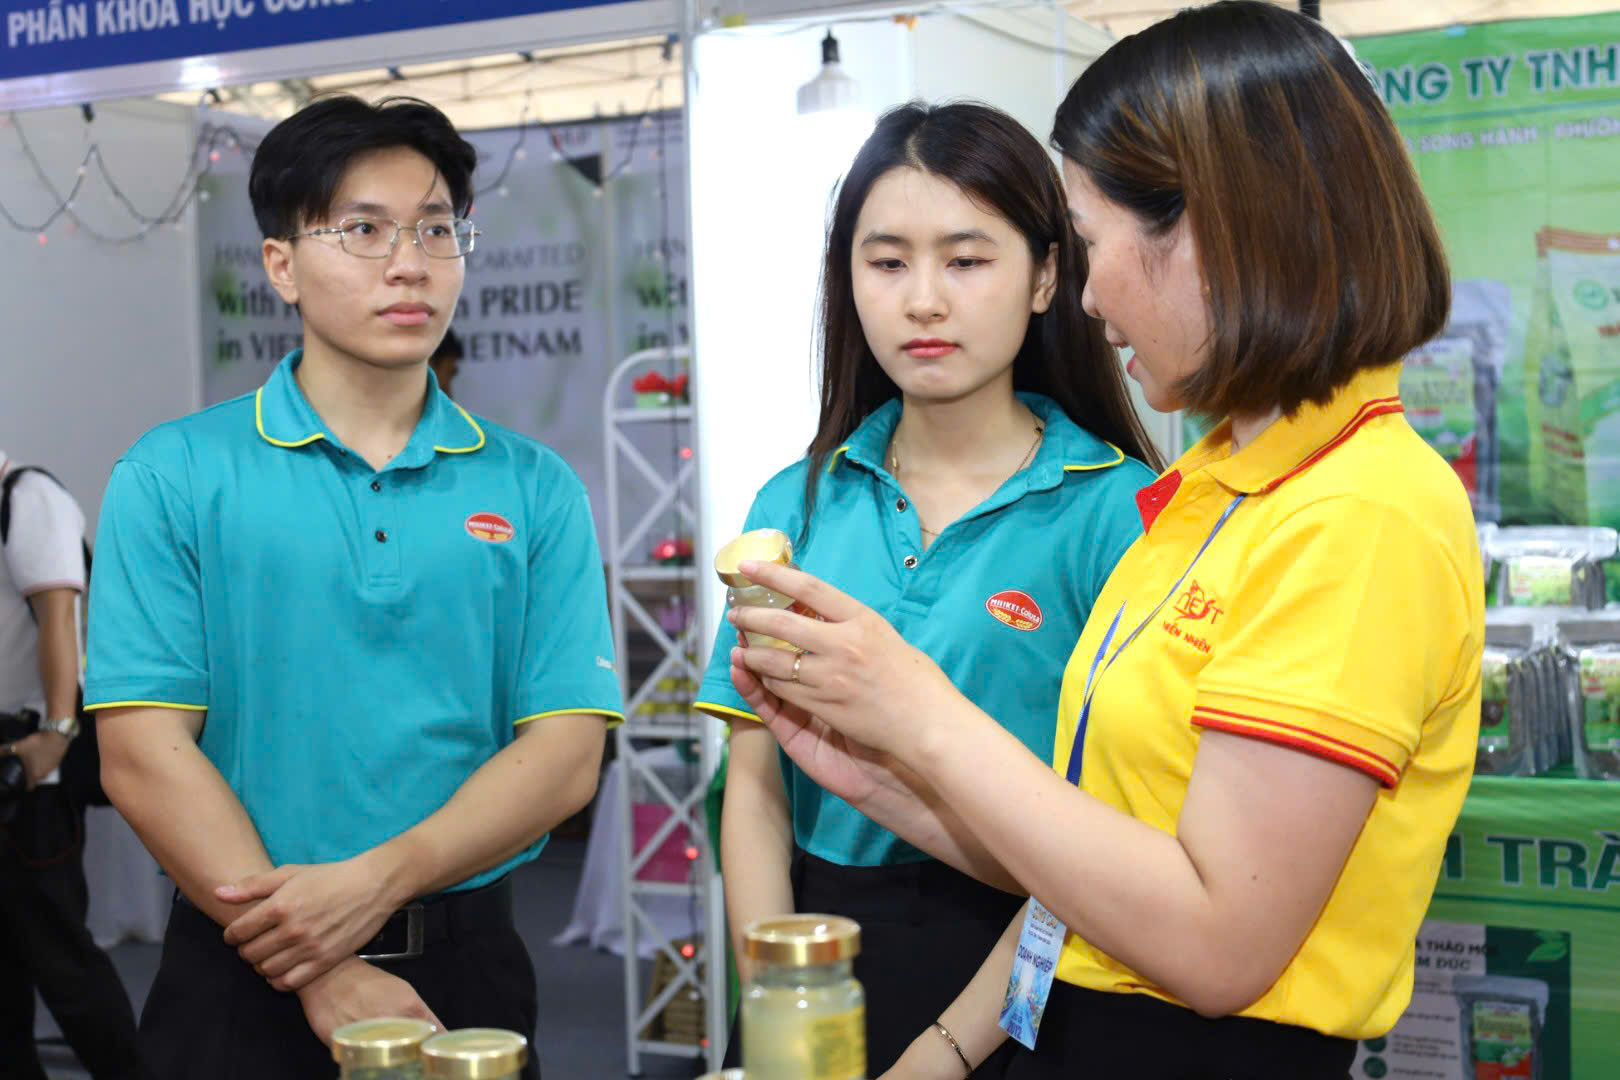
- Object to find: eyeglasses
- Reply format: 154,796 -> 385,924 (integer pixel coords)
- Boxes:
290,216 -> 480,259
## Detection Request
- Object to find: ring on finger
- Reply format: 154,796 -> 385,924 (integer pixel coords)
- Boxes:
791,653 -> 804,682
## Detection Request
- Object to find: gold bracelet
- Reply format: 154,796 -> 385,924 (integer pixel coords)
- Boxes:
932,1021 -> 972,1078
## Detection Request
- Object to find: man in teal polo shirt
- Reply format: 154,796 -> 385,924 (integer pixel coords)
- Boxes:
84,96 -> 620,1080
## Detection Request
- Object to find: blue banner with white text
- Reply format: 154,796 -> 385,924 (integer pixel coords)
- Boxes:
3,0 -> 618,81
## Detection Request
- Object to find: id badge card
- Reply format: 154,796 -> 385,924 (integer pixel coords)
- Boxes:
997,897 -> 1067,1050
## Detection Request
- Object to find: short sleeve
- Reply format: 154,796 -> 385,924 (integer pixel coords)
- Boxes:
1191,498 -> 1478,788
84,460 -> 209,709
693,476 -> 803,725
512,466 -> 624,725
2,471 -> 86,595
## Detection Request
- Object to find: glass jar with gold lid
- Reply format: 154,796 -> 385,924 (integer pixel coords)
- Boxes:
419,1028 -> 529,1080
332,1017 -> 435,1080
740,914 -> 865,1080
714,529 -> 816,652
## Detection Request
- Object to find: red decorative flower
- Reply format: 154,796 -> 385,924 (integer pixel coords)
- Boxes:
651,537 -> 695,565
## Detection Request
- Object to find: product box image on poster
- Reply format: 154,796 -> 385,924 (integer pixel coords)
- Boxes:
1526,230 -> 1620,543
1352,12 -> 1620,545
1350,776 -> 1620,1078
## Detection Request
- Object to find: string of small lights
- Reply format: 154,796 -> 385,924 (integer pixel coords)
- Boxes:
0,108 -> 257,245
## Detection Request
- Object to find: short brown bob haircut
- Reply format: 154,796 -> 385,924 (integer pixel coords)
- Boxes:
1052,0 -> 1449,421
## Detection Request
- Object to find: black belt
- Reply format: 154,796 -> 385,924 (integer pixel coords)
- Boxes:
177,873 -> 514,962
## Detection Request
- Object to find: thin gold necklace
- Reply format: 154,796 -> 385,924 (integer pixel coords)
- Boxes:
889,418 -> 1045,538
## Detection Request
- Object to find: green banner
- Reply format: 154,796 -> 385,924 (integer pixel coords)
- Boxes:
1351,13 -> 1620,535
1351,776 -> 1619,1078
1184,15 -> 1620,532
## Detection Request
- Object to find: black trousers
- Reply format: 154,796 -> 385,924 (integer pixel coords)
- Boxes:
141,876 -> 541,1080
0,784 -> 146,1080
726,849 -> 1025,1077
1003,979 -> 1355,1079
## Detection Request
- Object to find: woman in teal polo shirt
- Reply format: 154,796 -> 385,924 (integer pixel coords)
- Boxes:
694,102 -> 1160,1076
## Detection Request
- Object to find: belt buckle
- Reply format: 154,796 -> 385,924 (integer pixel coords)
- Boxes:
357,902 -> 425,961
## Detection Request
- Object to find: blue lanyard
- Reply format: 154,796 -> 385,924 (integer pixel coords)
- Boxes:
1064,495 -> 1247,785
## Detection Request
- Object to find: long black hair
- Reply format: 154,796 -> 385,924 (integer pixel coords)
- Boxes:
802,101 -> 1162,535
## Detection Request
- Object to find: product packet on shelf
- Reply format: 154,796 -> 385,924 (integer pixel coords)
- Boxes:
1483,609 -> 1578,776
1556,613 -> 1620,780
1483,526 -> 1617,610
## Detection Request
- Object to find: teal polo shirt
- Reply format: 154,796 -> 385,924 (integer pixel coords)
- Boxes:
85,351 -> 624,891
696,392 -> 1153,867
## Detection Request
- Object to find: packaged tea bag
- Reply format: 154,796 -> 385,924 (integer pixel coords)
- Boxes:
1559,615 -> 1620,780
1484,526 -> 1617,610
1477,646 -> 1521,776
1401,334 -> 1480,500
1454,975 -> 1549,1080
1482,610 -> 1578,775
1480,618 -> 1541,776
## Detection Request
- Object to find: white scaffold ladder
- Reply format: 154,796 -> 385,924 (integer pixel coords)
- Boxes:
602,345 -> 727,1075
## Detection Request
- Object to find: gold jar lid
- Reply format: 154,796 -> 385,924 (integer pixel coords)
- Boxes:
744,914 -> 860,967
420,1029 -> 529,1079
331,1017 -> 436,1067
714,528 -> 794,588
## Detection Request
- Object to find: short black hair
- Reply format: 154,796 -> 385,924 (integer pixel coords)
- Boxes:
249,95 -> 478,241
432,328 -> 463,362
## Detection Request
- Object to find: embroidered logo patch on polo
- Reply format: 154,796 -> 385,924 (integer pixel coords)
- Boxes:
465,512 -> 515,543
1171,580 -> 1223,624
986,590 -> 1043,632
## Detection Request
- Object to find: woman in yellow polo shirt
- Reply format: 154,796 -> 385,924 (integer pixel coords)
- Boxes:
719,3 -> 1483,1078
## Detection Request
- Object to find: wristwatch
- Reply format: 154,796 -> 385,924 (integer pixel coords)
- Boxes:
38,714 -> 80,739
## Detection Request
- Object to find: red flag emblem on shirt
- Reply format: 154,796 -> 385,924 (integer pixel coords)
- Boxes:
986,590 -> 1042,632
465,512 -> 515,543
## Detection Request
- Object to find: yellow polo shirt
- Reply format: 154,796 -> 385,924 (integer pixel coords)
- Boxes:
1050,364 -> 1483,1039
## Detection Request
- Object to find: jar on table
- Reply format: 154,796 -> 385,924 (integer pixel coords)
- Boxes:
740,914 -> 865,1080
714,528 -> 817,652
419,1029 -> 529,1080
332,1017 -> 435,1080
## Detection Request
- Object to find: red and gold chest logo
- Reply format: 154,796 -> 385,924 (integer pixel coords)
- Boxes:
986,590 -> 1043,632
465,512 -> 515,543
1171,580 -> 1224,624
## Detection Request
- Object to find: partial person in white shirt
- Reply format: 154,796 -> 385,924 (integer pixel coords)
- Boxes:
0,450 -> 147,1080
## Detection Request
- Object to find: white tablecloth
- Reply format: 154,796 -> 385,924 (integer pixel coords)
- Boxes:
552,746 -> 704,958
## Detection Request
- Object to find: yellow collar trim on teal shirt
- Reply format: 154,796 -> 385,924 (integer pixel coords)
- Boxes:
256,386 -> 487,455
1062,442 -> 1125,472
254,386 -> 326,448
831,438 -> 1124,476
434,401 -> 486,454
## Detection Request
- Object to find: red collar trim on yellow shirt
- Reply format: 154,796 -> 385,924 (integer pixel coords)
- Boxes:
1135,370 -> 1406,532
1253,396 -> 1404,494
